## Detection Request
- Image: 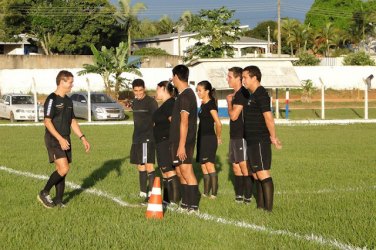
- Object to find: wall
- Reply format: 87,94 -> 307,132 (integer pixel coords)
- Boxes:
294,66 -> 376,89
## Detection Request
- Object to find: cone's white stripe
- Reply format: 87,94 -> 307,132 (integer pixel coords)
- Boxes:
146,203 -> 163,212
151,188 -> 161,195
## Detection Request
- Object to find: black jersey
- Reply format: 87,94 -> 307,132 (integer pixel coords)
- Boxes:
44,93 -> 75,136
230,86 -> 250,139
153,98 -> 175,143
132,95 -> 158,143
198,99 -> 217,136
243,86 -> 271,145
169,88 -> 197,144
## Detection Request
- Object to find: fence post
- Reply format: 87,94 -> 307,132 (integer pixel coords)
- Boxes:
32,78 -> 38,122
364,74 -> 374,120
319,77 -> 325,120
87,78 -> 92,122
285,88 -> 289,120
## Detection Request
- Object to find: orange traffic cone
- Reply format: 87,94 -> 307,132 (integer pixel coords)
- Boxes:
145,177 -> 163,219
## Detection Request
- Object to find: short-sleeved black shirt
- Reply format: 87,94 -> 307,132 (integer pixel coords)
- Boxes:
198,99 -> 217,136
153,97 -> 175,143
243,86 -> 271,145
230,86 -> 250,139
132,95 -> 158,143
44,93 -> 75,137
169,88 -> 197,145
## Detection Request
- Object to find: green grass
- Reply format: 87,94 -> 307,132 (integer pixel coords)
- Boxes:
0,124 -> 375,249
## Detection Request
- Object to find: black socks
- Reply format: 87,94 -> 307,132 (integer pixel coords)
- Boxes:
203,174 -> 211,195
243,175 -> 254,200
209,172 -> 218,196
139,171 -> 147,194
234,175 -> 244,197
147,171 -> 155,194
43,171 -> 64,193
169,175 -> 181,204
55,176 -> 66,204
261,177 -> 274,212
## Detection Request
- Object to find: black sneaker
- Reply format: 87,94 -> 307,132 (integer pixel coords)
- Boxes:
244,198 -> 251,205
140,197 -> 149,206
37,191 -> 55,208
235,196 -> 243,203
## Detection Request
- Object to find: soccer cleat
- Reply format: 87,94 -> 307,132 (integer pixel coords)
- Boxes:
37,190 -> 55,208
235,196 -> 243,203
244,198 -> 251,205
140,197 -> 149,206
187,207 -> 199,215
201,193 -> 209,198
209,195 -> 217,199
139,191 -> 147,198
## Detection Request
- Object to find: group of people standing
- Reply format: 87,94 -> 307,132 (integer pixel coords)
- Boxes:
36,64 -> 281,213
130,64 -> 281,213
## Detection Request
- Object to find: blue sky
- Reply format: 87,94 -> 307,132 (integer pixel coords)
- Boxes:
110,0 -> 315,28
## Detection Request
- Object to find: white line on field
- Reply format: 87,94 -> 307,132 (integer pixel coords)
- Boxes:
0,165 -> 140,208
0,165 -> 367,250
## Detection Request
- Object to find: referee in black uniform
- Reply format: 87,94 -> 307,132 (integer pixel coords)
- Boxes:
130,79 -> 158,203
169,65 -> 199,212
38,70 -> 90,208
242,66 -> 282,212
226,67 -> 253,204
153,80 -> 180,206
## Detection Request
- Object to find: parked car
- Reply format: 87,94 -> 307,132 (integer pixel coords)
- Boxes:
0,94 -> 44,122
70,92 -> 125,121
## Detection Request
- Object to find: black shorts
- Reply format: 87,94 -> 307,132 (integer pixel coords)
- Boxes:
247,142 -> 272,172
229,138 -> 247,163
196,135 -> 217,164
156,140 -> 174,172
170,143 -> 195,166
45,133 -> 72,163
130,140 -> 155,164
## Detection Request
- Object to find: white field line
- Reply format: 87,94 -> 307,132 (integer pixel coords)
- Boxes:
0,165 -> 367,250
0,165 -> 140,208
1,119 -> 376,127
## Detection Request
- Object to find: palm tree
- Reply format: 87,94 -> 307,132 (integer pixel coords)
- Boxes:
279,18 -> 299,56
78,42 -> 142,99
116,0 -> 146,56
314,22 -> 339,57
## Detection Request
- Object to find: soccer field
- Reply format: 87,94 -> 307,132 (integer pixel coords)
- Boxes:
0,124 -> 375,250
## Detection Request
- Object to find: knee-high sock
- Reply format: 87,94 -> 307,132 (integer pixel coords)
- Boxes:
188,185 -> 200,210
163,177 -> 170,203
202,174 -> 211,195
243,175 -> 253,199
256,180 -> 264,209
139,171 -> 147,194
147,171 -> 155,195
181,184 -> 188,208
261,177 -> 274,212
234,175 -> 243,197
43,171 -> 64,193
55,175 -> 66,203
209,172 -> 218,196
169,175 -> 181,204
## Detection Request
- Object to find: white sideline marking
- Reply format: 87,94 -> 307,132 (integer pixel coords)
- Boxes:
0,166 -> 366,250
0,165 -> 140,208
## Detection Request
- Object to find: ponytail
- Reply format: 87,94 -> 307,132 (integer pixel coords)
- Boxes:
157,80 -> 177,98
198,80 -> 216,102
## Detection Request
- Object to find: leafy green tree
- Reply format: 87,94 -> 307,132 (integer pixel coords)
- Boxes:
245,20 -> 277,41
156,15 -> 174,34
184,6 -> 242,60
342,51 -> 376,66
3,0 -> 123,55
116,0 -> 146,56
314,22 -> 340,56
78,42 -> 142,99
293,53 -> 320,66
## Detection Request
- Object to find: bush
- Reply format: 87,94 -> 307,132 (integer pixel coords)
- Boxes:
301,79 -> 316,103
342,51 -> 375,66
133,47 -> 170,56
293,53 -> 320,66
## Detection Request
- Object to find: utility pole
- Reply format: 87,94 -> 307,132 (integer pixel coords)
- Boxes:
277,0 -> 281,57
267,26 -> 271,55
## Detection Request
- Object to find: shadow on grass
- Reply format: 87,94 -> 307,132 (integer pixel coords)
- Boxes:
350,108 -> 362,118
64,157 -> 126,203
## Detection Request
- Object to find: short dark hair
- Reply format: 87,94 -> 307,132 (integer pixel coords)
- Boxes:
228,67 -> 243,80
132,78 -> 145,89
172,64 -> 189,82
243,65 -> 262,82
56,70 -> 73,86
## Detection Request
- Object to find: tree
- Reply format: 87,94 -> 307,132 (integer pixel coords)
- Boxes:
245,20 -> 277,41
78,42 -> 142,99
156,15 -> 174,34
292,53 -> 320,66
184,7 -> 242,60
314,22 -> 340,56
116,0 -> 146,56
279,18 -> 300,56
342,51 -> 376,65
3,0 -> 123,55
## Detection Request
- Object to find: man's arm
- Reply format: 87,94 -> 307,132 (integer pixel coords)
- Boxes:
226,94 -> 243,121
177,111 -> 189,161
71,118 -> 90,152
263,111 -> 282,149
44,118 -> 70,150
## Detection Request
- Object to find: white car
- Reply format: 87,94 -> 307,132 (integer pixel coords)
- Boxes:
0,94 -> 44,122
